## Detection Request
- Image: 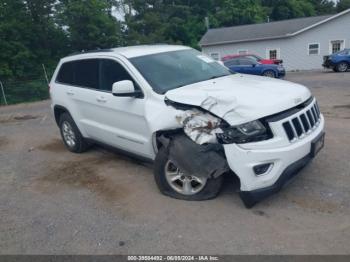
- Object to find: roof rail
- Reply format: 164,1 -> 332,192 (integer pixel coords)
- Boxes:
67,49 -> 114,57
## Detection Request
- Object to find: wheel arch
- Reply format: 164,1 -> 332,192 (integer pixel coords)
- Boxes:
151,129 -> 182,154
53,105 -> 70,126
262,69 -> 276,77
338,60 -> 350,65
335,60 -> 350,72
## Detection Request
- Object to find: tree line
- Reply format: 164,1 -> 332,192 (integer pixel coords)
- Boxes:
1,0 -> 349,81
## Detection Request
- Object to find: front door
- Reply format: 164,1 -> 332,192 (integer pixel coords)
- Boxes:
238,58 -> 259,75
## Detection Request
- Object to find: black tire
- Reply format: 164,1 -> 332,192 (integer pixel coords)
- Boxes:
333,67 -> 338,72
336,62 -> 348,72
154,147 -> 224,201
59,113 -> 90,153
262,70 -> 276,78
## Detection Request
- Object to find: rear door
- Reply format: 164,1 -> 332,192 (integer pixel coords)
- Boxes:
53,60 -> 87,134
71,58 -> 154,159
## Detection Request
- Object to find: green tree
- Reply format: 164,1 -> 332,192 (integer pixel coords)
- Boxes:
57,0 -> 124,51
215,0 -> 267,26
0,0 -> 68,80
337,0 -> 350,12
25,0 -> 69,74
261,0 -> 316,21
0,0 -> 31,79
308,0 -> 336,15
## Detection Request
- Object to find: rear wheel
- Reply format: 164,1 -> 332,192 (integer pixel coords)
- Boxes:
262,70 -> 276,78
154,147 -> 224,200
59,113 -> 90,153
336,62 -> 348,72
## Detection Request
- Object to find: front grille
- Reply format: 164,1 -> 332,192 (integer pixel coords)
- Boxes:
282,100 -> 321,142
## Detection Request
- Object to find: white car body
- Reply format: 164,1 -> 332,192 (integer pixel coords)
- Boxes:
50,45 -> 325,207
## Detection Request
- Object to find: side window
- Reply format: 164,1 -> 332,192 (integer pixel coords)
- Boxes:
224,59 -> 239,67
75,59 -> 99,89
239,58 -> 254,65
56,62 -> 75,85
99,59 -> 136,91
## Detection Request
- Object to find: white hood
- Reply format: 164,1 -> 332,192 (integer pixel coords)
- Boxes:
165,74 -> 311,125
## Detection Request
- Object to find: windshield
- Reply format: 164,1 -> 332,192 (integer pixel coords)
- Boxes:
247,55 -> 262,62
130,49 -> 231,94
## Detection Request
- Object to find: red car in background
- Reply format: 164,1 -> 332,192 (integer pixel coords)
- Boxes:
222,54 -> 283,65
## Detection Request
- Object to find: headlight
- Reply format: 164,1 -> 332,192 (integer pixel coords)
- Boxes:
216,120 -> 270,144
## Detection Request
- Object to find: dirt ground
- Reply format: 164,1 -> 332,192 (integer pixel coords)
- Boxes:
0,71 -> 349,255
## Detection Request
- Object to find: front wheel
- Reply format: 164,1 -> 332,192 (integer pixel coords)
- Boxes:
154,147 -> 224,200
262,70 -> 276,78
336,62 -> 348,72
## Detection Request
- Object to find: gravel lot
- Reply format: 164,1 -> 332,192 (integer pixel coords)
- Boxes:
0,71 -> 349,255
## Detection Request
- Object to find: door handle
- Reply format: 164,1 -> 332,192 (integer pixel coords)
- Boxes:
96,96 -> 107,103
66,90 -> 75,96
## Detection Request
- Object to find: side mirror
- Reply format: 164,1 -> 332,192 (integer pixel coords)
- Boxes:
112,80 -> 143,98
252,63 -> 257,67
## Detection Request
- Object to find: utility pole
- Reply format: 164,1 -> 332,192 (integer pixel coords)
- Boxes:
42,64 -> 49,85
0,81 -> 8,105
205,17 -> 210,30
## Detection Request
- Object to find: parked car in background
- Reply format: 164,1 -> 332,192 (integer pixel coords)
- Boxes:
323,49 -> 350,72
222,54 -> 283,65
224,57 -> 286,78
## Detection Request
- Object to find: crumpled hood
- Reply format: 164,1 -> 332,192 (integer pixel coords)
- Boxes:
165,74 -> 311,125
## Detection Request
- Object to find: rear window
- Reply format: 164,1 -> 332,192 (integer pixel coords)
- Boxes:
56,62 -> 75,85
224,59 -> 239,67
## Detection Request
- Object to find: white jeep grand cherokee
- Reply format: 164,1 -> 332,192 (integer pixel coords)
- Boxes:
50,45 -> 325,207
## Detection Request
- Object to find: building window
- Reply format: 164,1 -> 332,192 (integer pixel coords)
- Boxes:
238,50 -> 248,55
269,50 -> 277,59
308,43 -> 320,55
266,48 -> 280,59
210,53 -> 220,61
330,40 -> 344,54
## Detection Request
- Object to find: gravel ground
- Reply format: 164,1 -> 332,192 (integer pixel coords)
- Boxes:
0,71 -> 349,255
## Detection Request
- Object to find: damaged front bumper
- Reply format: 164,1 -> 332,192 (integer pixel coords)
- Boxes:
223,114 -> 325,208
239,151 -> 313,208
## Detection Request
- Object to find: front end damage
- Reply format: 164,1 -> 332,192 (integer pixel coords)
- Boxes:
157,90 -> 324,208
157,102 -> 231,181
157,98 -> 272,207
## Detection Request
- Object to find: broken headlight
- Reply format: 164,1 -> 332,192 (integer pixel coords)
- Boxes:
216,120 -> 270,144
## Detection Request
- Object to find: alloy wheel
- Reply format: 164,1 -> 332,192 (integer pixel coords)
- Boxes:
164,160 -> 207,195
62,121 -> 76,148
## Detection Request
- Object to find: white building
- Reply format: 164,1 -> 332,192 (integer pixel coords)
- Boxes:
199,9 -> 350,71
